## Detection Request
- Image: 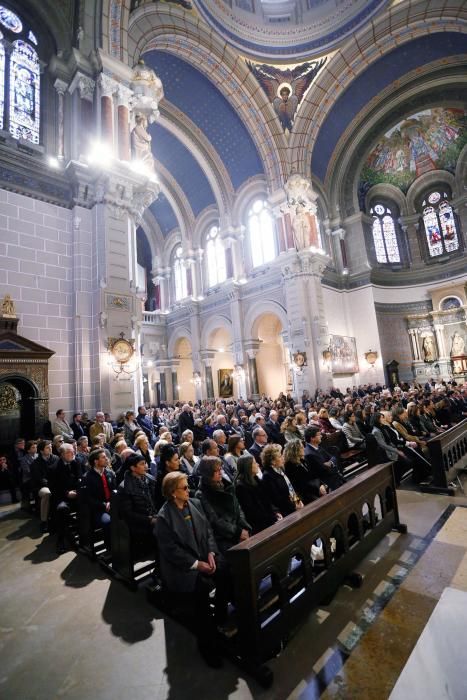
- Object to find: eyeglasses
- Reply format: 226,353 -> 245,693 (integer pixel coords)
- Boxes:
177,485 -> 189,491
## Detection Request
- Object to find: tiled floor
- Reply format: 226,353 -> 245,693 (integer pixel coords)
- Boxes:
1,486 -> 466,700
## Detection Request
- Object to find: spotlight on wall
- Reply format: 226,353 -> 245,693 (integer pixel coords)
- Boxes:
146,360 -> 153,367
218,347 -> 225,353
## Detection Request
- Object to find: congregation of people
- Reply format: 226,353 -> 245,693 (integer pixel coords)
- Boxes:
1,378 -> 466,667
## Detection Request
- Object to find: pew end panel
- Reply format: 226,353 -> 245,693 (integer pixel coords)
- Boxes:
425,419 -> 467,495
226,463 -> 405,669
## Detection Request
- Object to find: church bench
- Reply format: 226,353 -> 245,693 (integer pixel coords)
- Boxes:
225,463 -> 405,685
423,419 -> 467,495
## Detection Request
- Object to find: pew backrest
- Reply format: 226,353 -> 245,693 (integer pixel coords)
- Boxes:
426,418 -> 467,489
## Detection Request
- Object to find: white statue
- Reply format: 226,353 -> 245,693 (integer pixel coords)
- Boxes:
131,60 -> 164,123
292,203 -> 311,250
422,335 -> 436,362
131,114 -> 154,171
450,331 -> 465,356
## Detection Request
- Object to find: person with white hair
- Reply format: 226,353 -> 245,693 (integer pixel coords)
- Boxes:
49,443 -> 85,554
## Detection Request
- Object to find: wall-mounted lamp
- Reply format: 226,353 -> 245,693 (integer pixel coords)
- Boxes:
107,332 -> 139,379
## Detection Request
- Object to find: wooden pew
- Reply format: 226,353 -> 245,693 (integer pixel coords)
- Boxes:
424,419 -> 467,495
226,463 -> 405,686
321,430 -> 367,480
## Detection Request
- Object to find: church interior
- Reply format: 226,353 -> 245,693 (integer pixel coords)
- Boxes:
1,0 -> 467,697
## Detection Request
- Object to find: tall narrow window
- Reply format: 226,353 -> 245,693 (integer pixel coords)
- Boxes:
0,32 -> 4,131
370,203 -> 400,264
248,199 -> 276,267
422,191 -> 459,258
9,40 -> 40,144
173,246 -> 187,301
206,226 -> 226,287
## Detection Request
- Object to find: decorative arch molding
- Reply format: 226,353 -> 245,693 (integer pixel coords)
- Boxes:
232,175 -> 269,228
19,0 -> 73,55
365,184 -> 407,217
406,170 -> 457,215
454,142 -> 467,190
104,0 -> 131,62
160,102 -> 234,214
193,205 -> 220,251
163,230 -> 183,268
201,314 -> 233,350
127,4 -> 286,190
328,70 -> 467,217
243,301 -> 288,341
168,326 -> 193,358
140,209 -> 165,264
291,7 -> 467,169
154,159 -> 196,242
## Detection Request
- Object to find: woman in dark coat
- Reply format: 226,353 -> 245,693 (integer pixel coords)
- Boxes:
155,471 -> 222,668
196,456 -> 251,554
283,439 -> 327,504
261,443 -> 304,517
235,454 -> 281,534
154,445 -> 181,511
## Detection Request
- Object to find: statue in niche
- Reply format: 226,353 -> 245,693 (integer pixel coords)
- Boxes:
450,331 -> 465,356
131,113 -> 154,171
1,294 -> 16,317
422,335 -> 436,362
292,203 -> 311,250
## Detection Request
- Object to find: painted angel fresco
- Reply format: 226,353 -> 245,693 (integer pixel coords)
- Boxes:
246,58 -> 327,133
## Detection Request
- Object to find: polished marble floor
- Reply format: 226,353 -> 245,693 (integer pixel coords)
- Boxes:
1,485 -> 467,700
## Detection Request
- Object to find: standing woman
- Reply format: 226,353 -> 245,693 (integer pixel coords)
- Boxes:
261,444 -> 304,517
235,454 -> 281,534
155,471 -> 222,668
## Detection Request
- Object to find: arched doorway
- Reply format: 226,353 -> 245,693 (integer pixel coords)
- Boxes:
173,337 -> 195,403
254,314 -> 288,398
0,375 -> 38,448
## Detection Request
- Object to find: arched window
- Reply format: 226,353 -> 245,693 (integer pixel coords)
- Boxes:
370,203 -> 401,264
0,7 -> 40,145
173,246 -> 187,301
248,199 -> 276,267
206,226 -> 226,287
421,191 -> 460,258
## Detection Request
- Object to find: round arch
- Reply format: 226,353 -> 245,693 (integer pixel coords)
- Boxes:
167,326 -> 193,359
201,315 -> 233,350
244,300 -> 288,341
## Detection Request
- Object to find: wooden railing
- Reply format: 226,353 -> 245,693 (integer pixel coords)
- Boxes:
226,463 -> 404,680
426,419 -> 467,494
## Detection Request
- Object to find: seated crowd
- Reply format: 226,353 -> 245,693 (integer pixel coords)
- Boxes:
1,379 -> 466,667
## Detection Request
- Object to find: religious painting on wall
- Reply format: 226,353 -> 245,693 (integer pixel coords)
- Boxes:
218,369 -> 233,398
360,107 -> 467,193
293,351 -> 307,368
330,335 -> 359,374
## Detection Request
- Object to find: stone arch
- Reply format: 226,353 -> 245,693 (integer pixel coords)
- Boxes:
168,326 -> 193,359
244,301 -> 288,341
201,315 -> 233,351
245,305 -> 289,398
406,170 -> 457,215
365,184 -> 407,218
232,175 -> 269,228
193,205 -> 220,251
127,5 -> 286,191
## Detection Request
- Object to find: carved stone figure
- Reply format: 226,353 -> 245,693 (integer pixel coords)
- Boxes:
131,114 -> 154,171
130,60 -> 164,123
1,294 -> 16,317
292,204 -> 311,250
450,331 -> 465,356
422,335 -> 436,362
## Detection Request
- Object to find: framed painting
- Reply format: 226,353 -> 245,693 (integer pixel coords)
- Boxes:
218,368 -> 233,398
330,335 -> 359,374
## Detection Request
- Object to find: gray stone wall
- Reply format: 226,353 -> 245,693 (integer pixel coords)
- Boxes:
0,188 -> 75,414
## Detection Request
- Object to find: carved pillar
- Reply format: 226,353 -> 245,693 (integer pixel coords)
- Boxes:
54,79 -> 67,160
434,324 -> 447,358
98,74 -> 117,147
244,341 -> 261,397
69,74 -> 95,161
200,350 -> 216,399
117,85 -> 133,161
222,225 -> 245,282
331,227 -> 348,273
408,329 -> 420,361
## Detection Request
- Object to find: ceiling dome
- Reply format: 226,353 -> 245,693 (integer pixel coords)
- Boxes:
193,0 -> 388,61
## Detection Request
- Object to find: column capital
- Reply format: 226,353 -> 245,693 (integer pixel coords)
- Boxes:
117,85 -> 133,108
244,339 -> 262,359
200,350 -> 216,366
54,78 -> 68,95
69,72 -> 95,101
331,227 -> 346,240
97,73 -> 118,98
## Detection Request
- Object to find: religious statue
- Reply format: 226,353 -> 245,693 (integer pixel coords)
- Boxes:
450,331 -> 465,356
422,335 -> 436,362
1,294 -> 16,317
292,204 -> 311,250
130,59 -> 164,123
131,114 -> 154,172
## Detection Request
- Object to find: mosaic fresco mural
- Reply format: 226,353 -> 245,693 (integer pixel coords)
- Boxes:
360,108 -> 467,193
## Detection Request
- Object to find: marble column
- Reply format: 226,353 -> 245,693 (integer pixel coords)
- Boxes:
54,79 -> 67,160
408,329 -> 420,361
330,227 -> 348,273
117,85 -> 132,161
97,74 -> 117,146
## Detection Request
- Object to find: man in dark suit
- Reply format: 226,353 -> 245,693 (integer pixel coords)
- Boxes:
249,427 -> 268,466
178,404 -> 195,437
304,427 -> 344,492
136,405 -> 155,444
265,410 -> 284,445
84,449 -> 117,549
70,413 -> 85,440
48,444 -> 85,553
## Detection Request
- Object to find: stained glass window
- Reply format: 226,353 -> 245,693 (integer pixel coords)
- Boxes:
9,40 -> 40,144
370,204 -> 401,264
422,192 -> 459,258
0,32 -> 4,131
0,7 -> 22,33
174,246 -> 187,301
248,199 -> 276,268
